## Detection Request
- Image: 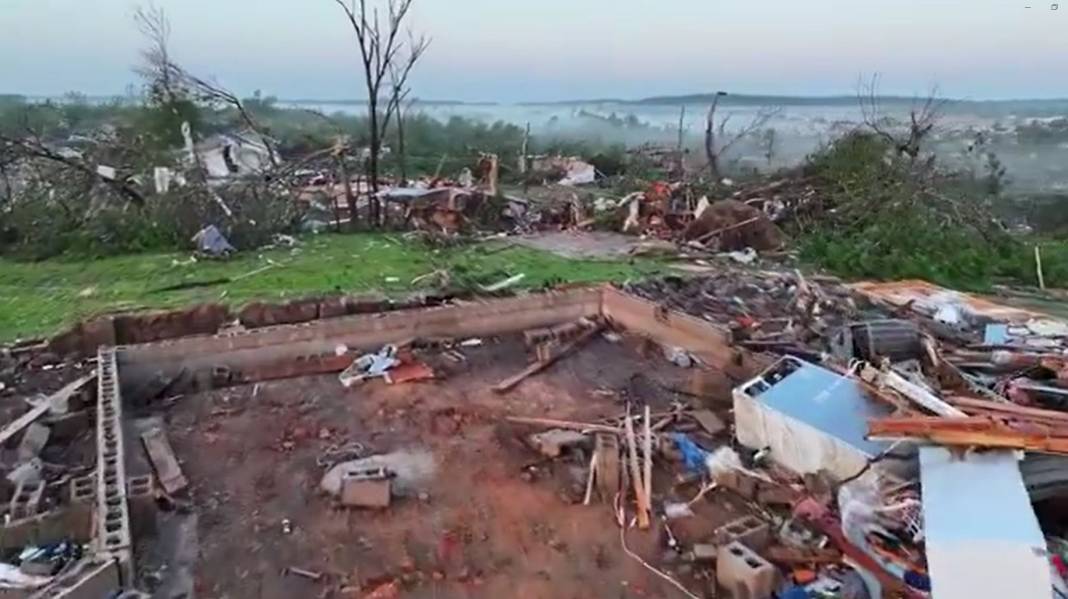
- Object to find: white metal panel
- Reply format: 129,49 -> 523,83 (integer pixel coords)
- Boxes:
921,447 -> 1051,599
734,389 -> 873,480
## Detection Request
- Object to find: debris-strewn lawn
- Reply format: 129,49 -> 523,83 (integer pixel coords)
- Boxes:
0,234 -> 663,342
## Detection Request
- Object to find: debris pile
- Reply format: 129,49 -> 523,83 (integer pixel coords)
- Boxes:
509,273 -> 1068,598
622,270 -> 861,355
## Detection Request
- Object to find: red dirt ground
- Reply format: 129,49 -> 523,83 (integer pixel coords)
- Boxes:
159,335 -> 749,599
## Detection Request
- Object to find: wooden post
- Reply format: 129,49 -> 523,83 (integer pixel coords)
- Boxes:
488,154 -> 500,197
624,413 -> 650,529
643,404 -> 653,511
519,123 -> 530,175
1036,245 -> 1046,290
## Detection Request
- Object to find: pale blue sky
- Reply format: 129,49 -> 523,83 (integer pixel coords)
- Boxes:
2,0 -> 1066,101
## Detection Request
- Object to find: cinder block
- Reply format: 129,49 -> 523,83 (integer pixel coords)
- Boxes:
70,475 -> 96,505
126,475 -> 156,537
716,542 -> 777,599
713,515 -> 770,551
340,468 -> 391,509
692,543 -> 717,562
9,480 -> 44,520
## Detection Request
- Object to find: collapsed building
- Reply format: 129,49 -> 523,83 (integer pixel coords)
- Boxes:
1,267 -> 1067,598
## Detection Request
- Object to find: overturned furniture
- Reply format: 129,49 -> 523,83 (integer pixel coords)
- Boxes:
734,356 -> 915,481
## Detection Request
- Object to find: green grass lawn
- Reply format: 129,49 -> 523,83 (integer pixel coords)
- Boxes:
0,234 -> 663,342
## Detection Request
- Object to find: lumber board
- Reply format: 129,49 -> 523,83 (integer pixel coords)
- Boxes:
0,373 -> 95,447
141,427 -> 188,494
492,324 -> 602,393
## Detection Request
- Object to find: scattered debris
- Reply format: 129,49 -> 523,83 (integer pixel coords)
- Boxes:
528,429 -> 588,458
0,373 -> 95,446
191,225 -> 235,257
282,566 -> 323,582
481,273 -> 526,293
339,345 -> 399,387
340,467 -> 393,508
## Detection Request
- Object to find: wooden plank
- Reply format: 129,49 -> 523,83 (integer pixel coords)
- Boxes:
690,410 -> 726,435
594,433 -> 621,501
0,373 -> 95,447
642,405 -> 653,514
141,427 -> 188,494
859,365 -> 965,418
492,324 -> 602,393
869,416 -> 1068,454
624,413 -> 650,529
504,416 -> 619,434
949,396 -> 1068,424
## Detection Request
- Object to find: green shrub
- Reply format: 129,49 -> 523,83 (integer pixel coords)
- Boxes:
798,131 -> 1068,290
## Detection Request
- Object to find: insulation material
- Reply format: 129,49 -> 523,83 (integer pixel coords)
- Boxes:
920,447 -> 1051,599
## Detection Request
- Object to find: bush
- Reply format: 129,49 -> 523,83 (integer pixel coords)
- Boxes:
796,131 -> 1067,290
0,180 -> 299,260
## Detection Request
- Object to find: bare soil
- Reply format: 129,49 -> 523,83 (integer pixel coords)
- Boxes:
151,335 -> 749,599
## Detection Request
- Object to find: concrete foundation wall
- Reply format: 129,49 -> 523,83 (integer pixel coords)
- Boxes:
118,288 -> 603,397
601,287 -> 769,377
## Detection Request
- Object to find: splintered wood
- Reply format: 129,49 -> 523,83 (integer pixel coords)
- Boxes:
624,413 -> 651,529
868,415 -> 1068,454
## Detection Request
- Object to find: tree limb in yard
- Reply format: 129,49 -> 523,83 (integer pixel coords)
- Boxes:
330,0 -> 429,227
0,133 -> 146,207
705,92 -> 781,181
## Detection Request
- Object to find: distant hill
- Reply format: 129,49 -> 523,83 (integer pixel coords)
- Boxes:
282,98 -> 499,107
519,92 -> 1068,110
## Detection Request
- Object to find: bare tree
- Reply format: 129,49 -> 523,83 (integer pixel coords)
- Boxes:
331,0 -> 429,226
135,4 -> 278,167
762,128 -> 777,168
387,62 -> 419,184
858,74 -> 944,161
704,92 -> 781,181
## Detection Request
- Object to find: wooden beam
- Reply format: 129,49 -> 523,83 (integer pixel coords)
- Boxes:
869,416 -> 1068,454
0,373 -> 95,447
948,396 -> 1068,424
493,324 -> 602,393
504,416 -> 620,434
142,427 -> 188,494
642,405 -> 653,513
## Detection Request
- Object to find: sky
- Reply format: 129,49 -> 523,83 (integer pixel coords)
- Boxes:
2,0 -> 1067,102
